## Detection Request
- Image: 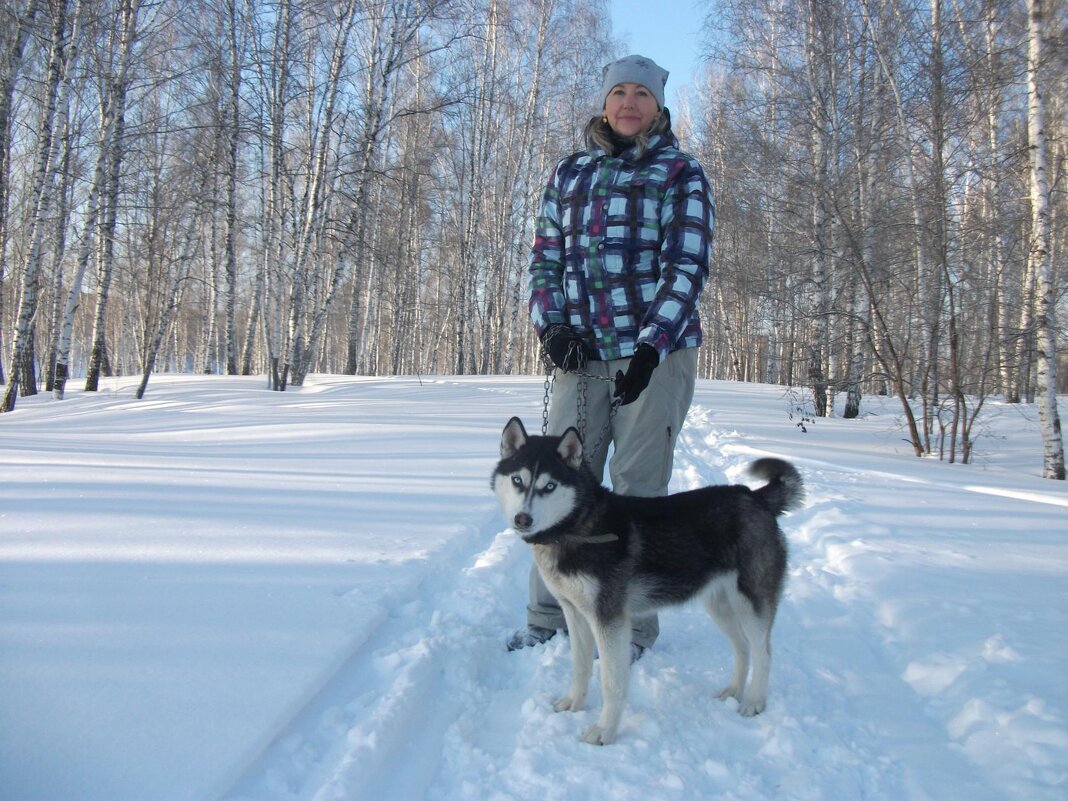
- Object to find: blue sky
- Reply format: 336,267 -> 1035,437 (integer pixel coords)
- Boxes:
609,0 -> 708,109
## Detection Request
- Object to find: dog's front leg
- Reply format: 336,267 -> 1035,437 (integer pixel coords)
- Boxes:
553,600 -> 593,713
581,617 -> 631,745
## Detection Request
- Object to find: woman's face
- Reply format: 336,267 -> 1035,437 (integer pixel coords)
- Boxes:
603,83 -> 660,138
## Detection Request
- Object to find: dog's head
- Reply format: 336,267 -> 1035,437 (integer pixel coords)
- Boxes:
492,417 -> 583,542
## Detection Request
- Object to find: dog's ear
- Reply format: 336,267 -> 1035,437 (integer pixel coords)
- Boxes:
501,417 -> 528,458
557,427 -> 584,469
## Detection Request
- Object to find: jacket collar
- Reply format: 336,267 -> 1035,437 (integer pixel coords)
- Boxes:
589,132 -> 678,163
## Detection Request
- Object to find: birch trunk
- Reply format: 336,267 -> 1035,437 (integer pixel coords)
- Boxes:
0,0 -> 42,387
344,2 -> 394,375
223,0 -> 240,375
804,0 -> 831,416
843,18 -> 874,420
983,1 -> 1012,403
200,158 -> 220,373
41,0 -> 82,391
258,0 -> 291,389
53,98 -> 112,398
44,106 -> 74,392
136,230 -> 196,399
2,0 -> 69,412
929,0 -> 966,462
84,0 -> 139,392
1026,0 -> 1065,480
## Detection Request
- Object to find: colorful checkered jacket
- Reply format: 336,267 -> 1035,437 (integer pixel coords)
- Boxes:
529,132 -> 714,362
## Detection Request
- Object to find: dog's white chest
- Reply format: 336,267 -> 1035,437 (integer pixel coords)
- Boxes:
532,546 -> 600,612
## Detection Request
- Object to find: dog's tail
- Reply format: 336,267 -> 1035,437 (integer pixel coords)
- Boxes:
749,458 -> 804,516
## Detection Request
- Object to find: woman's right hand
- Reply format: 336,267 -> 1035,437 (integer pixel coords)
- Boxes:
542,325 -> 591,372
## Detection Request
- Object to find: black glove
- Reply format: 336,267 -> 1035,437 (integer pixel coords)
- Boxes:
614,344 -> 659,405
542,325 -> 591,372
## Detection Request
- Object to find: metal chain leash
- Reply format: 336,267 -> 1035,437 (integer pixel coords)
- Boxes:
538,336 -> 622,464
576,372 -> 588,443
541,365 -> 553,436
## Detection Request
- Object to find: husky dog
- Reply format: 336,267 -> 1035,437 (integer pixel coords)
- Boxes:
492,417 -> 803,745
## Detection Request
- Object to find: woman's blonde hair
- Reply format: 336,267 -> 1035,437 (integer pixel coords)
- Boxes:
584,109 -> 672,159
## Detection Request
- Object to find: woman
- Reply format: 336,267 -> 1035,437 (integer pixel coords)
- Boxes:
509,55 -> 715,654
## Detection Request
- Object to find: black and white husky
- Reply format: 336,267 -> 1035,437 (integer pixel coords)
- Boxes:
492,417 -> 803,745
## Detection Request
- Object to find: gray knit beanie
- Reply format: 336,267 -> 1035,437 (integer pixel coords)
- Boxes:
599,54 -> 669,110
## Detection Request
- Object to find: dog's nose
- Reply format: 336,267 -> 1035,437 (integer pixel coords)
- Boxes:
513,512 -> 533,531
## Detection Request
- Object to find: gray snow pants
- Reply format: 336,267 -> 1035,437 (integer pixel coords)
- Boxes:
525,347 -> 699,649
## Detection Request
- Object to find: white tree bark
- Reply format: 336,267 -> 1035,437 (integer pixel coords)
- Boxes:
0,0 -> 43,388
804,0 -> 832,416
223,0 -> 240,375
2,0 -> 70,412
1026,0 -> 1065,480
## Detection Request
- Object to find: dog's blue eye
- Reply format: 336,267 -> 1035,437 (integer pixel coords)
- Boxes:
543,482 -> 556,493
511,476 -> 523,487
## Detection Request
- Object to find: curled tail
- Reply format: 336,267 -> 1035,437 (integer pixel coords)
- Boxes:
749,458 -> 804,516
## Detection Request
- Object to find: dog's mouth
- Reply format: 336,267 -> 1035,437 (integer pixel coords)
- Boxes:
513,524 -> 538,543
511,518 -> 544,544
516,528 -> 557,546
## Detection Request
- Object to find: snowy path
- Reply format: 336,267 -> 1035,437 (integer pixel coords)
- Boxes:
220,515 -> 527,801
221,398 -> 1065,801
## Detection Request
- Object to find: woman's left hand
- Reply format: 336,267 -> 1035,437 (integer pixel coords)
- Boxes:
613,345 -> 659,405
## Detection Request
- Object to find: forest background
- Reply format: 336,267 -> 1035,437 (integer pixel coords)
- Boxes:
0,0 -> 1065,474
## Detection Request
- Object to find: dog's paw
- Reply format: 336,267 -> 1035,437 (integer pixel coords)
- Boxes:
552,694 -> 584,713
580,724 -> 615,745
738,697 -> 766,717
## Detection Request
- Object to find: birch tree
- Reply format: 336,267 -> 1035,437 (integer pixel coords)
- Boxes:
803,0 -> 834,416
2,0 -> 72,412
241,0 -> 292,387
51,26 -> 123,400
221,0 -> 241,375
136,211 -> 199,399
83,0 -> 140,392
1025,0 -> 1065,480
0,0 -> 42,388
277,0 -> 359,389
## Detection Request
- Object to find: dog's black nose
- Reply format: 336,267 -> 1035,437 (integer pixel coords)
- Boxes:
514,512 -> 533,531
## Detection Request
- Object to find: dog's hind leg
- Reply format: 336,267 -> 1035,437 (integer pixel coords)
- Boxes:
705,583 -> 750,705
582,617 -> 631,745
736,608 -> 773,716
553,600 -> 593,713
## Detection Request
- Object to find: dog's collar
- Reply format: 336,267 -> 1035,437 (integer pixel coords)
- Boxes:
558,532 -> 619,545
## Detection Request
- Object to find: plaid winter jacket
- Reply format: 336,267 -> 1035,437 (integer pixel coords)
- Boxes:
529,132 -> 714,362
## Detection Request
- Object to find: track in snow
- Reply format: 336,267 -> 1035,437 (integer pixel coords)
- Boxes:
222,404 -> 1034,801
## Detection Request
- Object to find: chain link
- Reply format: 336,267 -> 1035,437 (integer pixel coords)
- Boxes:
586,394 -> 623,463
541,367 -> 553,436
577,374 -> 588,444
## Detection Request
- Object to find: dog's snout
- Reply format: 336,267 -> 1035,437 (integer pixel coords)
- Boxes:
513,512 -> 533,531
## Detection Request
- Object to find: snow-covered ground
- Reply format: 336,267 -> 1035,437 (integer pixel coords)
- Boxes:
1,374 -> 1065,801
